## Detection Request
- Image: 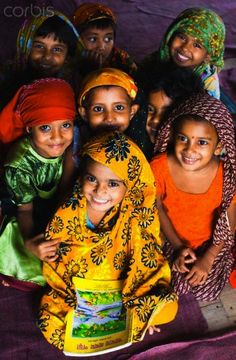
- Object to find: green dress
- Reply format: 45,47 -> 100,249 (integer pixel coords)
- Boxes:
0,137 -> 63,286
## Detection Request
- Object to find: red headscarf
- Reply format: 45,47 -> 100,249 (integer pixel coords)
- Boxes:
73,2 -> 116,29
0,78 -> 76,144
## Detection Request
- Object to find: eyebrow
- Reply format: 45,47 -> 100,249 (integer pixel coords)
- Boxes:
32,40 -> 67,47
177,132 -> 213,140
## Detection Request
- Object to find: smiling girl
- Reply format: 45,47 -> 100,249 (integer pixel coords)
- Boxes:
150,92 -> 236,301
38,131 -> 178,351
140,8 -> 225,99
0,78 -> 76,290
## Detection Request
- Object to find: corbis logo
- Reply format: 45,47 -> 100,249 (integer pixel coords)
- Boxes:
3,5 -> 54,18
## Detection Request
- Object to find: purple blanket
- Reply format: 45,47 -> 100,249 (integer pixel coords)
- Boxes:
0,283 -> 207,359
1,283 -> 236,359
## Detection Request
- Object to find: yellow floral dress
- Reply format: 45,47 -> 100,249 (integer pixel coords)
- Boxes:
38,132 -> 178,350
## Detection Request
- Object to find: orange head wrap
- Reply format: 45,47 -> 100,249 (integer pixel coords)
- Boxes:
73,2 -> 116,29
78,68 -> 138,106
0,78 -> 76,144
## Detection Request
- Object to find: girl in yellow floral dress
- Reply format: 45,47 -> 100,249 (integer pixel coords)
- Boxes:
38,131 -> 177,351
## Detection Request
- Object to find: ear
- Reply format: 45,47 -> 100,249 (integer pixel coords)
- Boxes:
214,141 -> 223,156
78,106 -> 87,122
130,104 -> 139,120
26,126 -> 31,134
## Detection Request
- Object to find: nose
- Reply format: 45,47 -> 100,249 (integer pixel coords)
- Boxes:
184,141 -> 196,152
97,39 -> 105,51
95,182 -> 107,194
43,48 -> 52,60
104,109 -> 115,124
50,128 -> 62,141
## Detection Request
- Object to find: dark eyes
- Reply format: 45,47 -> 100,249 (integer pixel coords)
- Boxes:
147,105 -> 155,114
176,134 -> 209,146
85,175 -> 96,183
39,125 -> 51,132
108,181 -> 120,188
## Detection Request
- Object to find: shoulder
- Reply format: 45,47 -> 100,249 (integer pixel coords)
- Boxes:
150,153 -> 167,170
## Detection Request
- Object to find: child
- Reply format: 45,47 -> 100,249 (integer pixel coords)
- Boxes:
138,62 -> 203,158
150,92 -> 236,301
0,10 -> 79,109
38,131 -> 178,350
78,67 -> 139,134
140,8 -> 225,99
72,2 -> 137,77
0,78 -> 76,290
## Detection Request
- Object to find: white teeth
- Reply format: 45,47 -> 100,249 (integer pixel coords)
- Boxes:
177,52 -> 189,61
92,198 -> 108,204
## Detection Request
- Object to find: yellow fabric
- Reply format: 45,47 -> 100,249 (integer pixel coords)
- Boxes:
78,67 -> 138,106
38,132 -> 177,350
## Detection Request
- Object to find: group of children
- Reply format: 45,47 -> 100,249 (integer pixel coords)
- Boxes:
0,2 -> 235,353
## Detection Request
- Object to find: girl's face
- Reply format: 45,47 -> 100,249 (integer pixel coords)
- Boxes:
174,117 -> 222,172
29,34 -> 68,76
29,119 -> 73,158
82,159 -> 127,219
79,86 -> 139,133
147,90 -> 173,143
170,32 -> 210,68
80,26 -> 114,65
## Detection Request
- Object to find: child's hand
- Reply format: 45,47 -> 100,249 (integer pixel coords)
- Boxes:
81,49 -> 104,68
173,247 -> 196,273
25,234 -> 61,262
148,326 -> 161,335
185,256 -> 212,286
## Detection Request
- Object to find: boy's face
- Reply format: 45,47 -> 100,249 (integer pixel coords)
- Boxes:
170,32 -> 210,68
80,26 -> 114,65
146,90 -> 172,143
28,119 -> 73,158
79,86 -> 139,133
174,117 -> 222,172
29,34 -> 68,77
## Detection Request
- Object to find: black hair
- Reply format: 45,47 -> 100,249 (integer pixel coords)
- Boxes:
141,61 -> 204,101
35,16 -> 78,57
79,18 -> 116,37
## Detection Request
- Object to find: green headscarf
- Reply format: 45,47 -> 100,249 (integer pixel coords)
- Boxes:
159,7 -> 225,74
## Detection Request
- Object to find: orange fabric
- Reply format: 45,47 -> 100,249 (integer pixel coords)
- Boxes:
150,153 -> 223,249
73,3 -> 116,28
0,78 -> 76,144
78,67 -> 138,106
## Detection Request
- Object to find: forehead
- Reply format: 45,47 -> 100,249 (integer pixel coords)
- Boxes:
81,25 -> 114,35
149,90 -> 172,108
85,158 -> 122,180
88,86 -> 130,103
33,34 -> 67,45
178,117 -> 218,137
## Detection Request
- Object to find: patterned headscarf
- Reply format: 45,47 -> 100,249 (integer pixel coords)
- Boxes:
0,78 -> 76,144
78,67 -> 138,106
16,11 -> 79,67
154,92 -> 236,246
39,132 -> 177,349
73,2 -> 116,30
159,7 -> 225,74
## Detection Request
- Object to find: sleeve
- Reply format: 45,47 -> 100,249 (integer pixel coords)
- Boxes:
150,156 -> 166,198
4,166 -> 36,204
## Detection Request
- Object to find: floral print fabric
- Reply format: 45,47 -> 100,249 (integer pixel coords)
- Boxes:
38,132 -> 177,350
